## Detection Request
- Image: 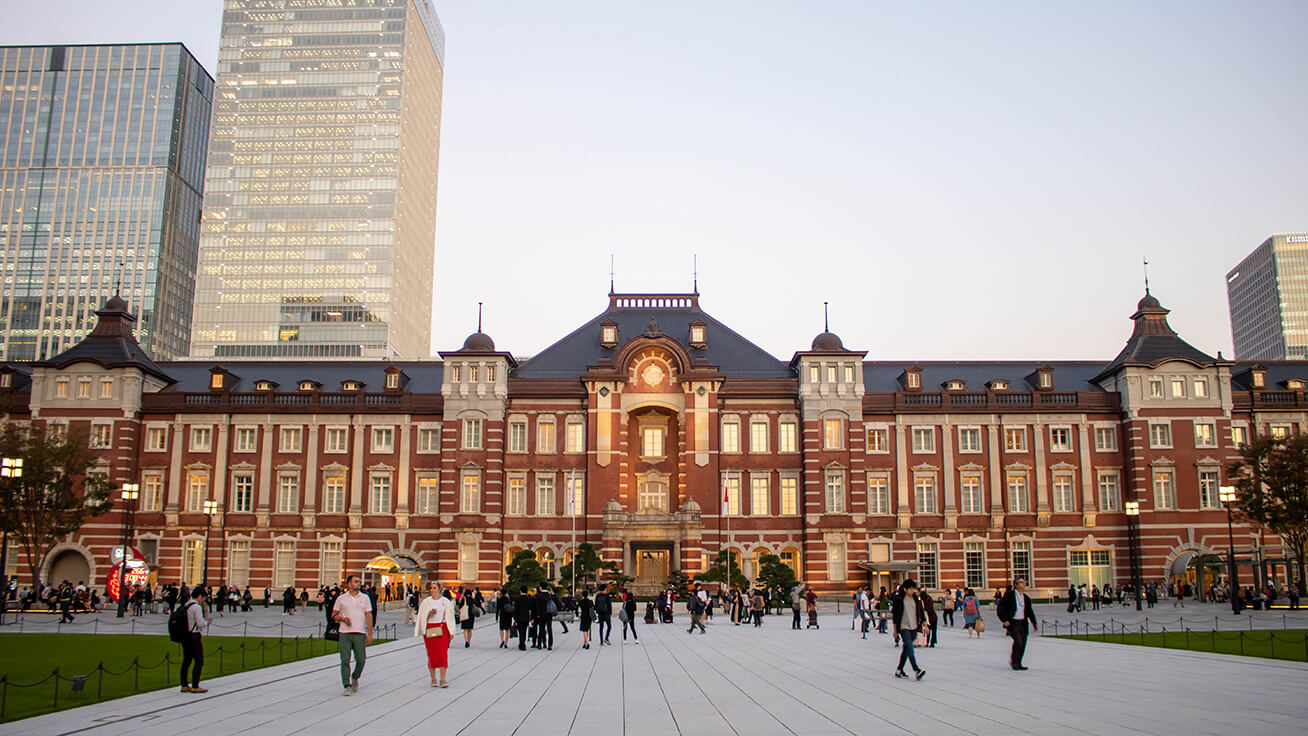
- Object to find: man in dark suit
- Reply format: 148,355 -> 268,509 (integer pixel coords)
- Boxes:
996,578 -> 1037,670
514,586 -> 534,651
533,586 -> 555,650
594,584 -> 613,645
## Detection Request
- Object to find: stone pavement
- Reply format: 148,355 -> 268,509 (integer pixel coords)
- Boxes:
4,605 -> 1305,736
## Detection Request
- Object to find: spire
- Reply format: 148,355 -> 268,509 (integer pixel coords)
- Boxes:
609,254 -> 615,295
823,301 -> 829,333
1142,257 -> 1150,295
477,301 -> 483,333
692,254 -> 698,295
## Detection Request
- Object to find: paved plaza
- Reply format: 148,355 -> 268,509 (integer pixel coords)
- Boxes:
3,602 -> 1305,736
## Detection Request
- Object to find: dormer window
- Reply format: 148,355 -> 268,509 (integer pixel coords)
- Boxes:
1287,379 -> 1305,391
944,380 -> 966,392
1038,371 -> 1052,389
601,321 -> 619,348
988,380 -> 1010,392
210,373 -> 225,390
342,380 -> 363,392
298,381 -> 318,392
384,369 -> 402,390
209,368 -> 234,392
255,381 -> 276,392
904,366 -> 922,391
1252,367 -> 1266,389
0,373 -> 11,389
688,321 -> 706,349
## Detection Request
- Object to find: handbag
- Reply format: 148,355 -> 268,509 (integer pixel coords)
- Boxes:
546,599 -> 559,617
324,621 -> 340,642
914,631 -> 928,647
618,607 -> 629,623
425,624 -> 445,638
975,618 -> 986,633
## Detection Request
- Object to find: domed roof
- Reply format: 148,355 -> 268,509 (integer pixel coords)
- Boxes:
1137,293 -> 1162,311
101,295 -> 129,313
811,331 -> 844,351
461,331 -> 495,352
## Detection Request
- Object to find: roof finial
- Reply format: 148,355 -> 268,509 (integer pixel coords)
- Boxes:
692,254 -> 698,295
477,301 -> 483,333
609,254 -> 615,295
114,261 -> 124,297
823,301 -> 829,333
1143,257 -> 1150,295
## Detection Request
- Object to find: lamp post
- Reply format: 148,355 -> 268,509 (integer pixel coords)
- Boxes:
1125,501 -> 1143,611
201,499 -> 217,587
1220,485 -> 1240,615
1,457 -> 23,625
115,483 -> 140,618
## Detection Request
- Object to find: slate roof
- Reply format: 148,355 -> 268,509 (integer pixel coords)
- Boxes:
155,361 -> 444,393
35,297 -> 173,383
1230,361 -> 1308,390
512,294 -> 793,379
863,361 -> 1107,393
1093,293 -> 1217,381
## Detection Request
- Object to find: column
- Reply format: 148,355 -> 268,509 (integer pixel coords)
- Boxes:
894,424 -> 910,528
213,423 -> 230,512
303,424 -> 319,527
942,423 -> 956,526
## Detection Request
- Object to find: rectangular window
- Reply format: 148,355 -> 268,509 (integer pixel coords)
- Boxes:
1149,423 -> 1171,448
566,418 -> 585,453
235,427 -> 258,452
964,541 -> 986,589
826,364 -> 838,383
319,542 -> 343,587
1053,473 -> 1075,513
186,472 -> 208,512
779,420 -> 797,453
1094,426 -> 1117,451
371,427 -> 394,453
1194,422 -> 1216,448
461,471 -> 481,513
460,541 -> 478,581
231,473 -> 254,512
780,476 -> 798,515
322,476 -> 345,514
827,542 -> 846,582
190,427 -> 212,452
865,476 -> 889,514
416,477 -> 440,515
417,428 -> 441,453
823,418 -> 844,450
1069,548 -> 1112,588
1011,541 -> 1033,585
808,365 -> 819,383
142,474 -> 164,512
325,427 -> 347,453
642,426 -> 665,458
960,475 -> 983,514
566,474 -> 584,516
536,475 -> 556,515
721,419 -> 741,453
279,427 -> 302,453
55,379 -> 69,398
911,427 -> 935,453
1231,426 -> 1248,447
914,475 -> 938,513
277,474 -> 299,513
228,540 -> 251,588
1049,426 -> 1072,452
866,428 -> 888,453
844,364 -> 855,383
1271,424 -> 1291,440
824,470 -> 846,513
1004,428 -> 1026,452
750,418 -> 768,453
508,420 -> 527,452
146,427 -> 168,452
450,365 -> 461,383
958,427 -> 981,453
369,474 -> 391,514
1097,471 -> 1120,511
507,476 -> 526,515
751,475 -> 769,516
1149,379 -> 1164,398
487,365 -> 496,382
1153,470 -> 1176,510
1171,379 -> 1185,397
77,380 -> 91,399
462,418 -> 483,449
99,379 -> 113,399
723,473 -> 741,516
917,542 -> 939,589
1199,470 -> 1220,509
90,424 -> 112,449
273,541 -> 296,589
1008,474 -> 1029,513
536,416 -> 556,453
1193,379 -> 1208,398
182,540 -> 204,586
469,365 -> 479,383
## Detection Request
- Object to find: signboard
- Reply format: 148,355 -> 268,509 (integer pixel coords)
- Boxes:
109,546 -> 146,565
107,560 -> 150,602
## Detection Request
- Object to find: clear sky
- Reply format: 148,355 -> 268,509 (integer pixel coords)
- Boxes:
5,1 -> 1306,362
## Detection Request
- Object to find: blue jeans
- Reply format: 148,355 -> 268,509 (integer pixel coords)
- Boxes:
897,629 -> 920,672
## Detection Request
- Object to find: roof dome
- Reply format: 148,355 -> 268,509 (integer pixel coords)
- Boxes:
101,295 -> 129,313
461,331 -> 495,352
1137,293 -> 1162,311
811,331 -> 844,351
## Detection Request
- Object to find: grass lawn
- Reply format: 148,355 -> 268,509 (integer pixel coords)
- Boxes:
0,633 -> 388,723
1057,628 -> 1308,662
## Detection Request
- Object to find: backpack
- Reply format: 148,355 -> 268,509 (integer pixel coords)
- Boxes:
964,598 -> 978,616
168,601 -> 195,642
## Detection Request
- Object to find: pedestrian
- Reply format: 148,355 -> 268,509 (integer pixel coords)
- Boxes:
805,588 -> 819,629
750,589 -> 764,627
533,585 -> 555,650
620,589 -> 639,644
497,586 -> 515,649
57,581 -> 75,623
962,587 -> 983,638
941,589 -> 955,627
730,587 -> 744,625
1173,583 -> 1186,608
875,587 -> 891,634
330,574 -> 374,696
414,581 -> 455,688
857,585 -> 872,638
457,587 -> 477,648
891,579 -> 927,680
578,589 -> 595,649
687,583 -> 707,634
996,578 -> 1037,671
300,587 -> 309,612
594,584 -> 613,645
920,592 -> 937,646
178,586 -> 209,692
791,583 -> 805,630
514,586 -> 534,651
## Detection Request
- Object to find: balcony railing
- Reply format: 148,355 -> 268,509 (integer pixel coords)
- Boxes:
866,391 -> 1119,412
147,392 -> 434,412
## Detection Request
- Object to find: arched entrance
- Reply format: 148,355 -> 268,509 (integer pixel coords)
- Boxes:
48,549 -> 91,587
364,555 -> 422,601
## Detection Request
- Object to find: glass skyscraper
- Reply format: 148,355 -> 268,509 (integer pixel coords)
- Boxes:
1227,233 -> 1308,360
0,44 -> 212,361
189,0 -> 445,359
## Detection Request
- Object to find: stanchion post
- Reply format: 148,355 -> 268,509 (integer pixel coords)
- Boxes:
52,668 -> 59,709
133,657 -> 139,691
97,663 -> 103,699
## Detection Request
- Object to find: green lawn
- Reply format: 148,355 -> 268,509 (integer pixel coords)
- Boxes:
0,633 -> 386,723
1057,628 -> 1308,662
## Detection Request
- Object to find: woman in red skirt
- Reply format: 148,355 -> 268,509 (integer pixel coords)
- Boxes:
413,581 -> 456,687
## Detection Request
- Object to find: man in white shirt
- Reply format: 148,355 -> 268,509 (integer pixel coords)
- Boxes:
331,574 -> 374,696
997,577 -> 1037,670
857,586 -> 873,638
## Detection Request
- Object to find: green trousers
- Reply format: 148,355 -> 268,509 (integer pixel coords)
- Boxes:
338,632 -> 366,688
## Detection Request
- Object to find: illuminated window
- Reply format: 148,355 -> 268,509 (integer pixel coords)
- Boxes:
779,420 -> 798,453
536,475 -> 555,515
1008,474 -> 1029,513
1005,428 -> 1026,452
721,416 -> 741,453
461,471 -> 481,513
90,424 -> 112,449
1194,422 -> 1216,448
1199,470 -> 1221,509
866,428 -> 888,453
55,379 -> 69,398
642,426 -> 665,458
416,477 -> 440,515
1153,470 -> 1176,510
99,379 -> 113,399
723,473 -> 741,516
186,472 -> 209,512
77,380 -> 91,399
960,475 -> 983,514
507,475 -> 526,516
750,417 -> 769,453
751,474 -> 769,515
1193,379 -> 1208,398
141,474 -> 164,511
1097,471 -> 1120,511
780,476 -> 798,515
827,542 -> 847,582
231,473 -> 254,512
566,417 -> 585,453
823,418 -> 844,450
368,474 -> 391,514
536,416 -> 556,453
914,475 -> 937,513
322,476 -> 345,514
868,476 -> 890,515
1049,426 -> 1072,452
1053,473 -> 1075,513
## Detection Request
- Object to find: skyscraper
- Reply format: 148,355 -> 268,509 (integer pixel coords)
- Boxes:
0,44 -> 212,361
189,0 -> 445,359
1227,233 -> 1308,360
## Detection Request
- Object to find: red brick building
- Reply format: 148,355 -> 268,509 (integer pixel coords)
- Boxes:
1,290 -> 1300,597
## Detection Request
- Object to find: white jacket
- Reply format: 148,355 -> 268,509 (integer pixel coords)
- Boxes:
413,595 -> 457,638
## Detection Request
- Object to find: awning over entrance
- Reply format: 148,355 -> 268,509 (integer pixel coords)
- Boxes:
857,562 -> 920,574
1170,551 -> 1198,576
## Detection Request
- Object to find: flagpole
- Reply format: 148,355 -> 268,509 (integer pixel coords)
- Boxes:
570,468 -> 577,595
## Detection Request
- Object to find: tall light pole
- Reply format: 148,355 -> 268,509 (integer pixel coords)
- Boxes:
1125,500 -> 1143,611
1,457 -> 23,625
115,483 -> 140,618
1220,485 -> 1241,615
201,499 -> 217,587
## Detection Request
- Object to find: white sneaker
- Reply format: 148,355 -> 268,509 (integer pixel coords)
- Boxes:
343,688 -> 352,697
350,678 -> 359,693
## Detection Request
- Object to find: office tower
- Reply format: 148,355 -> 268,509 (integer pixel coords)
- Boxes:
1227,233 -> 1308,360
0,44 -> 212,361
189,0 -> 445,359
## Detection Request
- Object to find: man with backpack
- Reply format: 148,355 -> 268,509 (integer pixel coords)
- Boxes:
686,583 -> 707,634
169,587 -> 209,693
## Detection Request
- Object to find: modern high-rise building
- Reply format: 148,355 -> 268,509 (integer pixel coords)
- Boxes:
0,44 -> 212,361
189,0 -> 445,359
1227,233 -> 1308,360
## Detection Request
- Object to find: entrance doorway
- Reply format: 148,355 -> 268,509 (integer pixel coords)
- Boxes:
635,549 -> 670,589
48,550 -> 91,586
364,555 -> 422,602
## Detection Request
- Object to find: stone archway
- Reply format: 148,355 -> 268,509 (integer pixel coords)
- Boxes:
47,548 -> 91,588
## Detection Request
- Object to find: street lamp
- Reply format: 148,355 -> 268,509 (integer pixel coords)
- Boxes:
115,483 -> 139,618
201,499 -> 218,587
1125,501 -> 1143,611
1220,485 -> 1241,615
1,457 -> 23,625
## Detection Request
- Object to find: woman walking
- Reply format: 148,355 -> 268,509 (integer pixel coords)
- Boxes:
730,588 -> 743,625
891,579 -> 927,680
578,589 -> 595,649
750,588 -> 765,627
962,588 -> 983,638
457,587 -> 477,648
497,586 -> 515,649
621,590 -> 639,644
414,581 -> 456,688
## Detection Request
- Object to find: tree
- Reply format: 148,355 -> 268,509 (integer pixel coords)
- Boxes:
556,542 -> 617,590
504,549 -> 548,593
0,423 -> 113,592
756,553 -> 798,594
665,569 -> 691,597
696,549 -> 747,590
1228,435 -> 1308,595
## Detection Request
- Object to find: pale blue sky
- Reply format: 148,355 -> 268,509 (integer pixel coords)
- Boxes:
6,1 -> 1306,361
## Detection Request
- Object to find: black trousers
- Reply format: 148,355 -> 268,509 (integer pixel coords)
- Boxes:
1009,623 -> 1029,667
597,615 -> 612,642
793,608 -> 803,629
516,619 -> 530,650
180,633 -> 204,687
536,615 -> 554,648
622,616 -> 638,640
